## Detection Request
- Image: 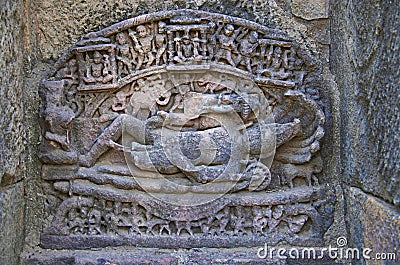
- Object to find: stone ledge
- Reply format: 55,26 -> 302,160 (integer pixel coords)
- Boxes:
21,247 -> 340,265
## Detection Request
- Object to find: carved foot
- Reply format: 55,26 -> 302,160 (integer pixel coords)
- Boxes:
108,140 -> 125,151
157,110 -> 169,119
79,155 -> 95,168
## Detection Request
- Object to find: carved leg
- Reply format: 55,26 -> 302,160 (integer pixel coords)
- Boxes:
156,46 -> 166,65
312,175 -> 319,186
79,116 -> 124,167
245,57 -> 252,72
289,178 -> 294,189
45,131 -> 70,151
136,55 -> 144,70
226,52 -> 235,67
146,52 -> 155,67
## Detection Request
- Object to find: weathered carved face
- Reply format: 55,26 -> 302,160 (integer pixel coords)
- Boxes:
68,59 -> 77,70
182,36 -> 190,44
116,33 -> 127,45
224,24 -> 234,36
249,31 -> 258,43
137,25 -> 147,38
274,47 -> 282,57
158,21 -> 166,33
93,51 -> 102,64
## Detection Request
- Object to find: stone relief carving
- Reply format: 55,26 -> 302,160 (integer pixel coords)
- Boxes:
39,10 -> 333,249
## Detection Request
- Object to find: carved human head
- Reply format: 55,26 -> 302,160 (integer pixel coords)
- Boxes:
93,51 -> 102,63
182,34 -> 190,44
224,24 -> 235,36
249,31 -> 258,43
116,32 -> 127,45
158,21 -> 166,33
208,21 -> 216,31
136,25 -> 147,38
135,78 -> 145,91
115,90 -> 126,101
272,205 -> 284,219
274,47 -> 282,56
68,58 -> 77,70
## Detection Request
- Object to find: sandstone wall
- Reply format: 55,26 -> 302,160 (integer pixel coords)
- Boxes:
330,0 -> 400,262
0,0 -> 27,264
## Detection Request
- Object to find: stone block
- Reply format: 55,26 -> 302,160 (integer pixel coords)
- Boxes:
0,183 -> 25,265
347,187 -> 399,264
291,0 -> 329,20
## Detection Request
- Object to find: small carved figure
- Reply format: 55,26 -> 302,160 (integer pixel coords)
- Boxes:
69,207 -> 88,235
154,21 -> 167,65
274,158 -> 322,189
252,206 -> 268,235
105,202 -> 124,235
257,44 -> 273,73
128,203 -> 146,235
116,32 -> 134,76
174,33 -> 203,63
88,208 -> 102,235
258,46 -> 291,80
83,51 -> 114,84
268,205 -> 284,233
128,78 -> 159,119
207,21 -> 218,60
209,207 -> 230,236
215,24 -> 241,66
169,81 -> 192,112
236,30 -> 259,72
111,83 -> 135,112
231,206 -> 252,236
129,25 -> 155,69
58,58 -> 79,82
44,83 -> 75,151
283,47 -> 306,86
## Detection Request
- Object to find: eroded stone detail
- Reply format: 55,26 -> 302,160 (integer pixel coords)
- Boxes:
39,10 -> 332,249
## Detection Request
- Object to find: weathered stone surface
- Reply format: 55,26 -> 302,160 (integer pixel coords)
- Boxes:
21,247 -> 341,264
330,0 -> 400,206
0,1 -> 28,265
0,0 -> 26,187
330,1 -> 400,262
32,0 -> 276,60
291,0 -> 329,20
0,183 -> 25,265
346,187 -> 399,264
